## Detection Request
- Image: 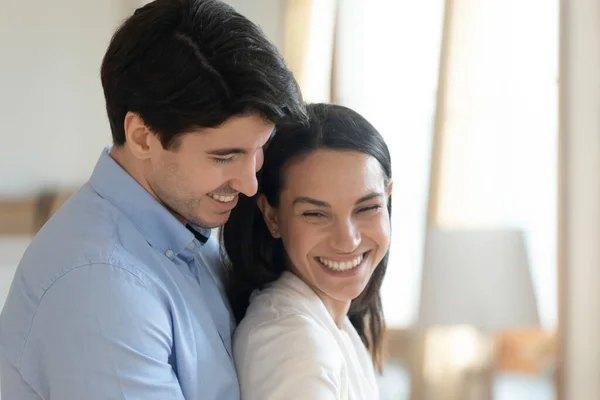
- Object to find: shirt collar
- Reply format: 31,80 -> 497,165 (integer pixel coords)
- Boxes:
187,223 -> 212,244
89,147 -> 206,257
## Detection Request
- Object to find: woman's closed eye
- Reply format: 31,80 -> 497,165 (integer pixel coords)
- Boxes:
357,205 -> 382,214
302,211 -> 327,219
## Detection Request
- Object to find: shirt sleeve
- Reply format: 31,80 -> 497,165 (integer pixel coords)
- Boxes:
19,263 -> 185,400
234,314 -> 343,400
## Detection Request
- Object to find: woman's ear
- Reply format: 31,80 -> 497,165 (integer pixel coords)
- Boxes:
257,195 -> 280,238
386,180 -> 393,200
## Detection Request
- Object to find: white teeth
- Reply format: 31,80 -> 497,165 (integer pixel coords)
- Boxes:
318,254 -> 364,272
209,193 -> 235,203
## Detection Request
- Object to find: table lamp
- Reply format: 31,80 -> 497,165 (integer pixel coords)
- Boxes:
411,228 -> 540,400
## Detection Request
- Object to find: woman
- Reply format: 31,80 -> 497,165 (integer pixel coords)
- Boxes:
222,103 -> 392,399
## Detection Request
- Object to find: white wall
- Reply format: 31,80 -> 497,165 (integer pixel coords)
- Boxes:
135,0 -> 285,49
0,1 -> 134,196
223,0 -> 284,50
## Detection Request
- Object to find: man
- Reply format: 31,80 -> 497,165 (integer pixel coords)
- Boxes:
0,0 -> 305,398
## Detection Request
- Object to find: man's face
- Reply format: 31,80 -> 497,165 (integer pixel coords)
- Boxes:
147,114 -> 274,228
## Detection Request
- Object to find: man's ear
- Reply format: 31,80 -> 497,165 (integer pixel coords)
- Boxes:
386,180 -> 393,199
257,195 -> 280,238
123,111 -> 159,160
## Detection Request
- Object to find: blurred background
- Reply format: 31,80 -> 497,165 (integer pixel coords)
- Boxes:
1,0 -> 599,399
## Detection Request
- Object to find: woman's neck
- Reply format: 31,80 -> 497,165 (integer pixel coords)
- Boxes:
317,294 -> 351,329
286,266 -> 352,329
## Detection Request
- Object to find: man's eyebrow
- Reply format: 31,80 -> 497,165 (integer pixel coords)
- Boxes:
205,148 -> 247,156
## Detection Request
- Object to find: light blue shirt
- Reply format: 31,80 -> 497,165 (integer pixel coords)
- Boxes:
0,148 -> 240,399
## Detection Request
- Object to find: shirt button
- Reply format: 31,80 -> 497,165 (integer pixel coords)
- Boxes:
187,242 -> 195,249
165,249 -> 174,258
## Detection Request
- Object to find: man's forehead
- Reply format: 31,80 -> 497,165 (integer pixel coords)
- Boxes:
184,120 -> 274,148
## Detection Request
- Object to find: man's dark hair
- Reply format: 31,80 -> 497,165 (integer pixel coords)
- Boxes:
101,0 -> 306,148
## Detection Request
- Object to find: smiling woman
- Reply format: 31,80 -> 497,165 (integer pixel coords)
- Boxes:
222,103 -> 392,400
258,149 -> 390,314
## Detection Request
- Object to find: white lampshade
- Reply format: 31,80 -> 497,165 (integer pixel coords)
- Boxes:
417,228 -> 540,332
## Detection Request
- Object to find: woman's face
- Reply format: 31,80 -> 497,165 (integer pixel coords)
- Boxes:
260,149 -> 392,309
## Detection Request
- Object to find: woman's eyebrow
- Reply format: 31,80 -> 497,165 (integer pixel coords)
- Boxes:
292,192 -> 384,208
293,197 -> 330,208
355,192 -> 384,204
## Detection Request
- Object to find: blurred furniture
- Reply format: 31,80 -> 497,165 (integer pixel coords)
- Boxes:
0,197 -> 38,235
412,228 -> 541,400
378,361 -> 555,400
0,189 -> 74,235
495,328 -> 557,376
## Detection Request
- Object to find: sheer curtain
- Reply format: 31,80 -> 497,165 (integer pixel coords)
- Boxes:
281,0 -> 337,103
430,0 -> 559,328
283,0 -> 558,329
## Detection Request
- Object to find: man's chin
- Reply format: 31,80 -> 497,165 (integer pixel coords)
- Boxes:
189,211 -> 231,229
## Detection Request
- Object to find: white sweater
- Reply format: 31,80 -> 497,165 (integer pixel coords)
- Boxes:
233,271 -> 379,400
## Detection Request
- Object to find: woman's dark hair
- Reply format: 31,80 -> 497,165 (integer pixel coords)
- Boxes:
221,103 -> 392,370
101,0 -> 306,148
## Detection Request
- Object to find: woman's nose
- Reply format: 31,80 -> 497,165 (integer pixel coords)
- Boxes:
329,218 -> 361,253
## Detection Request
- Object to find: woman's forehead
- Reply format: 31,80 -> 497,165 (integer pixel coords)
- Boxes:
281,150 -> 386,201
